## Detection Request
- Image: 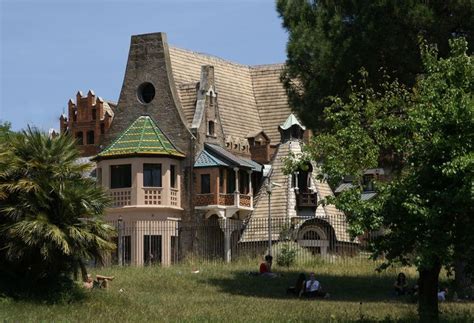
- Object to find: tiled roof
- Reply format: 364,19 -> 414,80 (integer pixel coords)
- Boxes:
194,149 -> 230,168
194,144 -> 263,172
240,157 -> 263,173
280,113 -> 306,131
95,115 -> 185,159
169,47 -> 292,144
176,82 -> 198,127
335,182 -> 354,193
361,192 -> 377,200
205,143 -> 252,169
251,65 -> 292,142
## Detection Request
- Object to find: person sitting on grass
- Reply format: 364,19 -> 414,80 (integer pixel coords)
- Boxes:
394,272 -> 409,296
438,287 -> 448,301
259,255 -> 278,278
83,274 -> 115,289
304,272 -> 329,298
287,273 -> 306,297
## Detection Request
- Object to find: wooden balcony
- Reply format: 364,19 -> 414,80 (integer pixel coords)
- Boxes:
194,192 -> 253,209
296,192 -> 317,208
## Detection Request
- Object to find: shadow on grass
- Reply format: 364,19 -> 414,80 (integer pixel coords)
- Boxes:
198,270 -> 414,303
0,276 -> 88,304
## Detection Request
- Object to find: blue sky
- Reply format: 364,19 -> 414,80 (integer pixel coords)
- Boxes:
0,0 -> 287,131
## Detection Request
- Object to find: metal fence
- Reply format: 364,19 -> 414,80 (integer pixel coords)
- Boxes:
105,217 -> 380,267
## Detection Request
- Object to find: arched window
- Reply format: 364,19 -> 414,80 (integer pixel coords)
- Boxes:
209,93 -> 214,105
302,230 -> 321,240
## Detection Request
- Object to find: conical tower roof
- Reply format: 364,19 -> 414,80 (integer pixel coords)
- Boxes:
94,115 -> 185,160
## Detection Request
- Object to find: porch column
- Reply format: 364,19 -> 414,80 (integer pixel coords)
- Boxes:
295,171 -> 299,191
247,170 -> 253,207
233,167 -> 239,207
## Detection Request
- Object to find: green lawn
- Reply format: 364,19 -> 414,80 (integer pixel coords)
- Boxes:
1,259 -> 472,322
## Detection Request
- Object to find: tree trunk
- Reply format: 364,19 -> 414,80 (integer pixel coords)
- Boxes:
418,262 -> 442,322
79,259 -> 88,282
455,258 -> 472,296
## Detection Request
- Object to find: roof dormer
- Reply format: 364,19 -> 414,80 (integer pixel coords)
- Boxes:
279,113 -> 306,143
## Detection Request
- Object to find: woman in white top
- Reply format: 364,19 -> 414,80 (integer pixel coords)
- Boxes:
304,272 -> 329,298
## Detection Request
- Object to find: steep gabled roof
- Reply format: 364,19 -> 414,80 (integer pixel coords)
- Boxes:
168,47 -> 292,144
194,149 -> 230,168
194,144 -> 263,172
205,143 -> 251,169
94,115 -> 185,160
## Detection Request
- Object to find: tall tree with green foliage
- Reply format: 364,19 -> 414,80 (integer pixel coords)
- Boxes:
0,121 -> 12,140
285,38 -> 473,321
0,128 -> 115,299
277,0 -> 473,131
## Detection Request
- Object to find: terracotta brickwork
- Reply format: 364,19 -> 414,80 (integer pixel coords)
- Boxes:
219,194 -> 235,206
194,194 -> 216,206
60,90 -> 115,157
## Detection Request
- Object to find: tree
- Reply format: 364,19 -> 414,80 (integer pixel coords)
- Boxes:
0,127 -> 115,299
277,0 -> 473,131
0,121 -> 12,141
285,38 -> 473,322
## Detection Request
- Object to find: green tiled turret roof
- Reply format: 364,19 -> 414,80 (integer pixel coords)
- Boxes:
95,115 -> 185,160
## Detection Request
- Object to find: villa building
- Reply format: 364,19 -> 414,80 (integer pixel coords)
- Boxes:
60,32 -> 354,266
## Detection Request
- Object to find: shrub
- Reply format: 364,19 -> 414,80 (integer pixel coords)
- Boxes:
270,241 -> 313,267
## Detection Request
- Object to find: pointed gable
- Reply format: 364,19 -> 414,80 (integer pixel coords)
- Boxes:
279,113 -> 306,131
94,115 -> 185,160
194,149 -> 230,168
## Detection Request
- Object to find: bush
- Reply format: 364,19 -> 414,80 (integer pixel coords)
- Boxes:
270,241 -> 313,267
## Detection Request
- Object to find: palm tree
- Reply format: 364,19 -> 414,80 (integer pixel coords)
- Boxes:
0,127 -> 115,291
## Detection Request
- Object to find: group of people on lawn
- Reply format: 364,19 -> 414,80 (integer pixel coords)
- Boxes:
393,272 -> 451,301
260,255 -> 462,301
259,255 -> 329,298
82,255 -> 466,301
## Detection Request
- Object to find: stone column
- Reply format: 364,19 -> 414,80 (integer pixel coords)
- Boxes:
233,167 -> 239,207
223,217 -> 231,263
247,170 -> 253,207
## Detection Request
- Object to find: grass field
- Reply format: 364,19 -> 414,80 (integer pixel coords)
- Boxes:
1,259 -> 473,322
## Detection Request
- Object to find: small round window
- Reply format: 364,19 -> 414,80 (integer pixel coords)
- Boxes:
137,82 -> 155,104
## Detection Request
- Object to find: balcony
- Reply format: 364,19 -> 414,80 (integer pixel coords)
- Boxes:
109,188 -> 132,207
108,187 -> 181,208
296,192 -> 317,208
194,192 -> 253,209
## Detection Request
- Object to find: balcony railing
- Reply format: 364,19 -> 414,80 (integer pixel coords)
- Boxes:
108,187 -> 181,208
239,194 -> 251,207
170,188 -> 179,206
143,188 -> 163,205
219,193 -> 234,206
194,192 -> 253,208
296,192 -> 317,208
109,188 -> 132,207
195,194 -> 216,206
